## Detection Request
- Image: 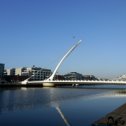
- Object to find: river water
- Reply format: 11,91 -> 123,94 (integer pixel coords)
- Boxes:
0,87 -> 126,126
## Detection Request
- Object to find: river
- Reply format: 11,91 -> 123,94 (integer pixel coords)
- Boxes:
0,87 -> 126,126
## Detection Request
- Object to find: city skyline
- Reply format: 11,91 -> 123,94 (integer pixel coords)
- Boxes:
0,0 -> 126,78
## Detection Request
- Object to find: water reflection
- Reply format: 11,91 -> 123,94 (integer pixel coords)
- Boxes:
55,106 -> 71,126
0,88 -> 126,114
0,88 -> 126,126
0,88 -> 53,113
95,90 -> 126,98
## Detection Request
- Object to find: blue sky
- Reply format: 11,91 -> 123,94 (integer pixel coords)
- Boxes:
0,0 -> 126,78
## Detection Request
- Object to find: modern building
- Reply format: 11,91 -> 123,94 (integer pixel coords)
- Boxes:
0,63 -> 4,78
64,72 -> 84,80
53,74 -> 65,80
6,68 -> 16,76
64,72 -> 98,80
30,66 -> 52,80
20,67 -> 32,76
15,68 -> 22,76
15,67 -> 32,76
4,66 -> 52,82
5,66 -> 52,81
83,75 -> 98,80
5,69 -> 10,75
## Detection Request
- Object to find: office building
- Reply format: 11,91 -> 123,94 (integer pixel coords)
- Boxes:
0,63 -> 4,78
64,72 -> 84,80
31,66 -> 52,80
6,68 -> 16,76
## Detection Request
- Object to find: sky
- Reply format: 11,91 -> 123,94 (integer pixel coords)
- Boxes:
0,0 -> 126,79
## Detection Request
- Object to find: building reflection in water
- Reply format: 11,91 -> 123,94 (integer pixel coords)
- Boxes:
0,88 -> 126,114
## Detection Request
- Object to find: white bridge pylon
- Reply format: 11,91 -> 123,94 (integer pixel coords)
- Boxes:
21,40 -> 82,85
46,40 -> 82,81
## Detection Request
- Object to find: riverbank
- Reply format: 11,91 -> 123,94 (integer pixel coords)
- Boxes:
93,103 -> 126,126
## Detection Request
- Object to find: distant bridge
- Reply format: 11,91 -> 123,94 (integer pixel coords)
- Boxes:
21,40 -> 126,87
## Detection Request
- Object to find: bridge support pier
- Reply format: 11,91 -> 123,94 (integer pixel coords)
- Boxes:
43,83 -> 55,87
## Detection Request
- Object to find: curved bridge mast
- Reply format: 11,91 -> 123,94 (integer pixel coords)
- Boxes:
46,40 -> 82,81
21,40 -> 81,85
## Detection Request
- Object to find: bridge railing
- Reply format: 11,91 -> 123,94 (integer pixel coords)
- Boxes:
52,79 -> 126,83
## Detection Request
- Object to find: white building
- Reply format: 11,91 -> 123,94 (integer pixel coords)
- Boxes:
31,66 -> 52,80
15,68 -> 22,76
5,66 -> 52,80
21,67 -> 32,76
14,67 -> 31,76
14,66 -> 52,80
6,68 -> 15,76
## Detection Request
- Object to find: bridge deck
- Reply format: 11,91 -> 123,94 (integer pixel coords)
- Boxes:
27,80 -> 126,85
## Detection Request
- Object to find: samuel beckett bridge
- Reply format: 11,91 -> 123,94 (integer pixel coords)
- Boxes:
21,40 -> 126,87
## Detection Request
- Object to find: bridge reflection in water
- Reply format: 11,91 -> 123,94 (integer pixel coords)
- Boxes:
1,88 -> 126,126
0,88 -> 126,113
